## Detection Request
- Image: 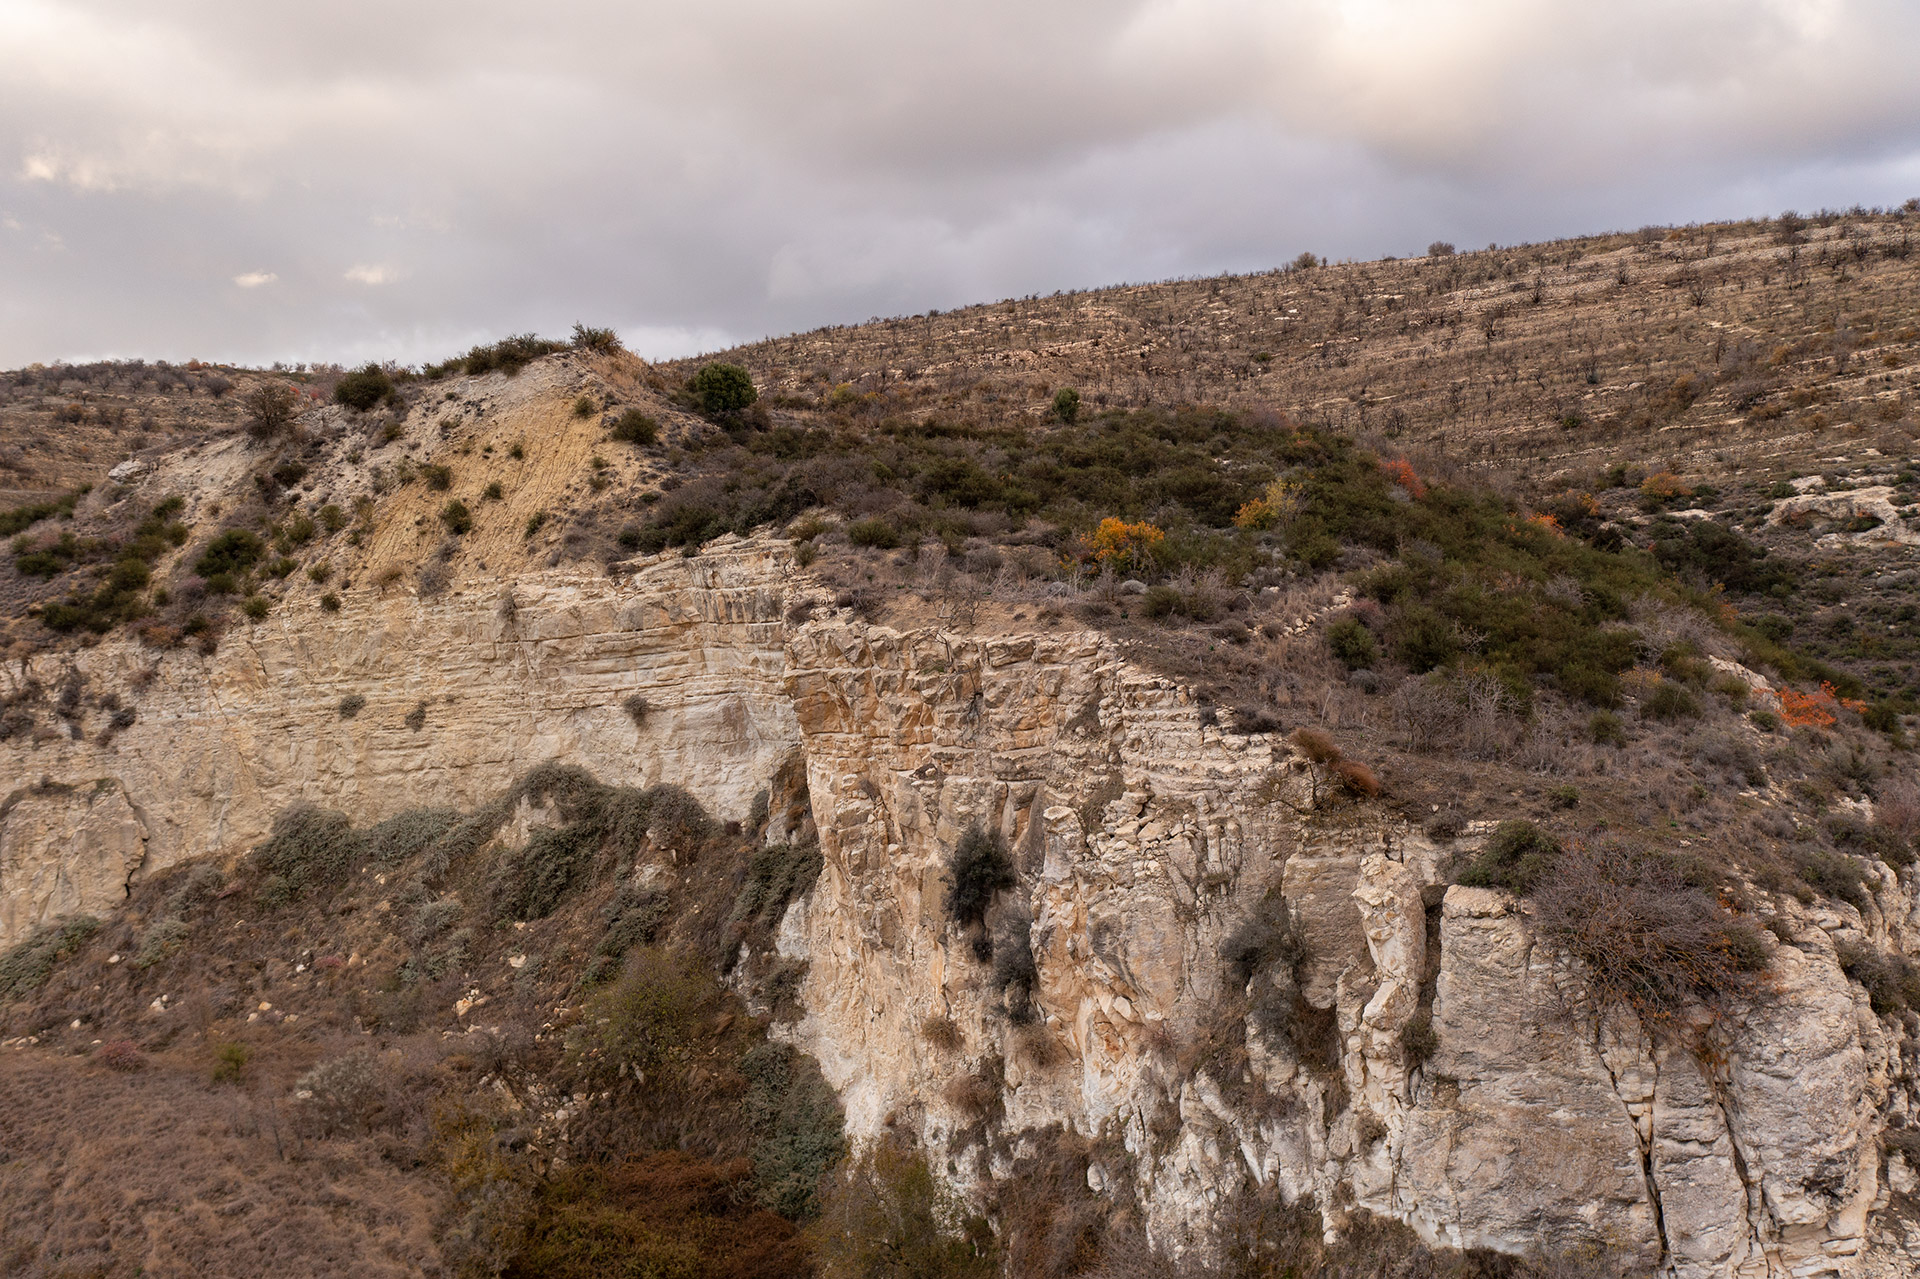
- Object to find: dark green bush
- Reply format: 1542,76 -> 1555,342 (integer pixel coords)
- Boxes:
690,363 -> 758,416
947,825 -> 1015,933
441,499 -> 473,535
0,489 -> 82,538
1392,606 -> 1457,672
194,528 -> 264,579
570,323 -> 621,353
1326,616 -> 1379,670
1457,820 -> 1560,893
742,1041 -> 845,1218
1641,681 -> 1701,720
611,410 -> 659,445
251,805 -> 362,899
0,916 -> 99,1001
814,1142 -> 995,1279
1050,387 -> 1081,424
1793,848 -> 1871,909
732,842 -> 824,930
585,947 -> 721,1079
450,333 -> 565,378
363,807 -> 460,862
846,517 -> 900,549
241,594 -> 270,621
334,364 -> 396,411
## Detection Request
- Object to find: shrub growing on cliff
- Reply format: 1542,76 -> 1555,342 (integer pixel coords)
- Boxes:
251,804 -> 362,899
610,410 -> 659,445
1221,892 -> 1300,989
813,1141 -> 996,1279
947,825 -> 1015,936
1456,820 -> 1559,893
1529,840 -> 1768,1026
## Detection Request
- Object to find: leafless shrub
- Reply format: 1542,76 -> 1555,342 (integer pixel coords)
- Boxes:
1529,840 -> 1768,1028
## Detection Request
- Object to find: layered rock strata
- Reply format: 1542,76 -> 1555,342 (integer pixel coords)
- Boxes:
2,537 -> 1914,1274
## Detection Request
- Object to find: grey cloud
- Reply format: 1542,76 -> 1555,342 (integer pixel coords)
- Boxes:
2,0 -> 1916,367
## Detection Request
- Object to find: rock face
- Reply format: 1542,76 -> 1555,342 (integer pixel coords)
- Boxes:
3,538 -> 1915,1274
0,539 -> 798,945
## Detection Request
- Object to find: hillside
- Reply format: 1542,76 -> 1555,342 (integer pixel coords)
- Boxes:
2,208 -> 1920,1279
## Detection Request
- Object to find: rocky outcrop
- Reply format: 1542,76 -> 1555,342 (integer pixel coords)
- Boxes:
0,538 -> 799,946
3,539 -> 1916,1274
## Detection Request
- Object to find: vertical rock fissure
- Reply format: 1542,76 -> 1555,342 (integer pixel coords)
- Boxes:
1704,1062 -> 1775,1266
1596,1027 -> 1672,1269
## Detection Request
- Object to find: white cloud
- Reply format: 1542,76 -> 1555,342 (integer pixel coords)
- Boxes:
0,0 -> 1916,366
233,270 -> 276,288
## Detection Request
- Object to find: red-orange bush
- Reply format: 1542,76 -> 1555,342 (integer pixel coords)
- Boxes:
1380,457 -> 1425,498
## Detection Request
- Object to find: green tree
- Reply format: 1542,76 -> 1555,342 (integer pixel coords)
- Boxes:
333,364 -> 396,412
1050,387 -> 1081,424
689,363 -> 758,416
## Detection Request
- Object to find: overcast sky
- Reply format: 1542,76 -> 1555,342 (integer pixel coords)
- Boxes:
3,0 -> 1917,369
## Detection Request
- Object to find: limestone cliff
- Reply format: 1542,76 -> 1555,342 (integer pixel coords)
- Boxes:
2,537 -> 1916,1275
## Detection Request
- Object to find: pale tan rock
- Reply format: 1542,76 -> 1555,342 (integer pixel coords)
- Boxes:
0,780 -> 147,943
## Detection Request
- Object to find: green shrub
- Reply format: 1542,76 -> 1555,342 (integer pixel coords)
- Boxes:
251,805 -> 362,899
846,517 -> 900,549
133,916 -> 190,969
1457,820 -> 1560,893
571,394 -> 595,419
334,364 -> 396,411
455,333 -> 565,377
690,363 -> 759,416
1793,847 -> 1871,909
0,489 -> 83,538
319,503 -> 346,531
814,1142 -> 995,1279
1326,616 -> 1379,670
320,592 -> 342,612
1050,387 -> 1081,424
241,594 -> 270,621
1548,784 -> 1580,809
441,499 -> 473,535
1837,941 -> 1920,1014
194,528 -> 264,579
1590,711 -> 1627,746
732,842 -> 824,931
585,947 -> 721,1079
742,1041 -> 845,1218
212,1041 -> 251,1084
946,825 -> 1015,935
422,463 -> 453,491
570,322 -> 621,353
483,482 -> 503,501
610,410 -> 659,445
1392,605 -> 1457,672
363,807 -> 461,862
1641,680 -> 1701,720
0,916 -> 99,1001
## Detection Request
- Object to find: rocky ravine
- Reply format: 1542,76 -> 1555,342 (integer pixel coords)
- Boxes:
2,535 -> 1915,1276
